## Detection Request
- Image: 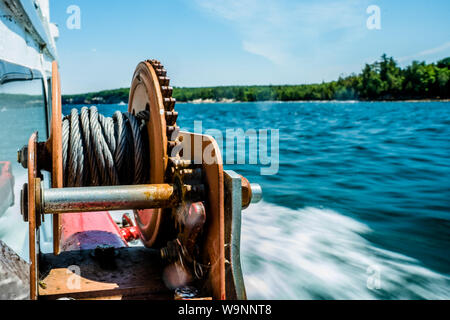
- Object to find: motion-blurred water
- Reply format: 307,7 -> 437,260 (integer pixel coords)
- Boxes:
1,101 -> 449,299
173,101 -> 450,300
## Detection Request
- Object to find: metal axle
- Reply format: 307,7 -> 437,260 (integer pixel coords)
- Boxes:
41,184 -> 178,214
21,179 -> 262,219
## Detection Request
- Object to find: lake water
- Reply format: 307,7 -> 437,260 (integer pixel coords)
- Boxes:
179,101 -> 450,299
1,101 -> 449,299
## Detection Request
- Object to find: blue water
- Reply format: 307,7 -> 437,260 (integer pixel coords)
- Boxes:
61,101 -> 450,299
1,101 -> 448,299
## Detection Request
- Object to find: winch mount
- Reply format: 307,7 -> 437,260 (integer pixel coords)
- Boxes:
18,60 -> 262,300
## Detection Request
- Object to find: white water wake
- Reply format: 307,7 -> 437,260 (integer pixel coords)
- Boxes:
241,201 -> 450,300
1,179 -> 448,299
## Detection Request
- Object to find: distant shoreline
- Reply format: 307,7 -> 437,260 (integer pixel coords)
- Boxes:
175,98 -> 450,104
61,55 -> 450,105
62,98 -> 450,106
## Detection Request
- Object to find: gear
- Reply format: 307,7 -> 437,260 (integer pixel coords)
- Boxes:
129,60 -> 200,248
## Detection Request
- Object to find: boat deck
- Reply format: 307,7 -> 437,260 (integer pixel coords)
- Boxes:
39,247 -> 173,300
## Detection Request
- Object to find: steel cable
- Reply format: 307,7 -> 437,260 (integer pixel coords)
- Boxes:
62,106 -> 148,187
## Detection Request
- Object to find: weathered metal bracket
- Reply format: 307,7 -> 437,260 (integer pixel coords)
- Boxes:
27,132 -> 39,300
224,170 -> 247,300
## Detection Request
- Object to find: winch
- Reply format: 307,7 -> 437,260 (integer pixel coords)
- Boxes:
17,60 -> 261,300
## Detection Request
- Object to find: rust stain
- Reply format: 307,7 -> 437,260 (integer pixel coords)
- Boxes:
144,191 -> 154,200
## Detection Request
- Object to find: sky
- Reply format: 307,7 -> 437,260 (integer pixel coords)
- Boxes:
49,0 -> 450,94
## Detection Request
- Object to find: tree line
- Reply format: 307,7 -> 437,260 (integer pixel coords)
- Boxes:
62,55 -> 450,104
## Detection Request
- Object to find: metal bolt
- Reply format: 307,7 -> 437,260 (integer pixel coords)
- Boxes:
17,146 -> 28,169
250,184 -> 262,204
241,176 -> 262,209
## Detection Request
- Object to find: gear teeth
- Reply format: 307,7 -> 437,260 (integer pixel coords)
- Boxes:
147,59 -> 183,189
167,125 -> 178,134
148,59 -> 161,66
159,77 -> 170,86
164,98 -> 176,111
165,111 -> 178,125
167,126 -> 180,142
156,68 -> 167,77
161,86 -> 173,97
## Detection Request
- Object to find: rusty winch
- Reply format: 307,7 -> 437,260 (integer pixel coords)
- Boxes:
17,60 -> 261,300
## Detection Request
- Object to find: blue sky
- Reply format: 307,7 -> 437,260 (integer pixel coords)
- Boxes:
49,0 -> 450,94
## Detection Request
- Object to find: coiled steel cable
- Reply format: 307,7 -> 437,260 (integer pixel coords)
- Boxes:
62,106 -> 149,187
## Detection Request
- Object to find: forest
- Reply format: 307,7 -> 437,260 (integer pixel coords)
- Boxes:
62,55 -> 450,104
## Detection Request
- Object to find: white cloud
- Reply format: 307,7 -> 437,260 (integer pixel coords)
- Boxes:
195,0 -> 369,65
398,41 -> 450,63
242,40 -> 289,65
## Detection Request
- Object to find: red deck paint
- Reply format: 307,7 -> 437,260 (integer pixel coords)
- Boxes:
60,212 -> 127,251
